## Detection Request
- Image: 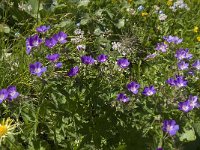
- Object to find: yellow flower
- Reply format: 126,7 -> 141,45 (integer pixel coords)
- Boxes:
193,26 -> 199,33
167,0 -> 173,6
0,118 -> 17,142
197,36 -> 200,41
141,12 -> 148,17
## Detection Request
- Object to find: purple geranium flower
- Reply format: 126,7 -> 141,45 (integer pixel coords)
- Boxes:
142,86 -> 156,96
0,89 -> 8,103
178,100 -> 193,112
97,54 -> 108,63
26,34 -> 42,54
188,95 -> 199,109
55,62 -> 62,68
178,61 -> 189,70
192,60 -> 200,70
162,120 -> 179,136
117,93 -> 130,103
167,76 -> 187,88
45,37 -> 57,48
67,66 -> 79,77
155,42 -> 168,52
46,54 -> 60,62
127,81 -> 140,94
163,35 -> 183,44
117,58 -> 130,68
175,48 -> 192,60
29,62 -> 47,77
166,78 -> 176,86
53,31 -> 67,44
81,56 -> 95,65
36,25 -> 50,33
174,76 -> 187,88
7,86 -> 19,101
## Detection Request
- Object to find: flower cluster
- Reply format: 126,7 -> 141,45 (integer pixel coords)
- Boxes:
178,95 -> 199,112
169,0 -> 189,12
166,75 -> 187,88
0,86 -> 19,103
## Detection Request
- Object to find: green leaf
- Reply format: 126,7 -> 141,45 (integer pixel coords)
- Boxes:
0,24 -> 10,33
116,19 -> 125,29
180,128 -> 196,142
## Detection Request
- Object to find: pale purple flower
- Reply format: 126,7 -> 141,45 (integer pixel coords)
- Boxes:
142,86 -> 156,96
127,81 -> 140,94
76,45 -> 86,51
97,54 -> 108,63
188,95 -> 199,109
178,100 -> 193,112
178,61 -> 189,70
7,86 -> 19,100
162,120 -> 179,136
36,25 -> 50,33
81,56 -> 95,65
117,58 -> 130,68
117,93 -> 130,103
0,89 -> 8,103
155,42 -> 168,52
192,60 -> 200,70
144,53 -> 157,60
163,35 -> 183,44
29,62 -> 47,77
46,54 -> 60,62
175,48 -> 192,60
45,37 -> 57,48
55,62 -> 62,68
67,66 -> 79,77
53,31 -> 67,44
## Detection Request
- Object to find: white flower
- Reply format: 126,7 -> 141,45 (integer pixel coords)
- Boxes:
159,14 -> 167,21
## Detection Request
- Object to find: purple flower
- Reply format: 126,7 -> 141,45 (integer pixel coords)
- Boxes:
117,93 -> 130,103
166,78 -> 176,86
155,42 -> 168,52
29,62 -> 47,77
97,54 -> 108,63
36,25 -> 50,33
26,34 -> 42,54
45,37 -> 57,48
188,95 -> 199,109
157,148 -> 163,150
81,56 -> 95,65
76,45 -> 86,51
163,35 -> 183,44
178,61 -> 189,70
67,66 -> 79,77
142,86 -> 156,96
0,89 -> 8,103
46,54 -> 60,62
192,60 -> 200,70
167,76 -> 187,88
55,62 -> 62,68
7,86 -> 19,100
53,31 -> 67,44
162,120 -> 179,136
174,76 -> 187,88
175,48 -> 192,60
127,81 -> 140,94
117,58 -> 130,68
178,100 -> 192,112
